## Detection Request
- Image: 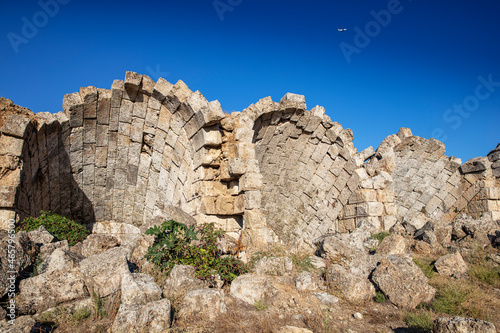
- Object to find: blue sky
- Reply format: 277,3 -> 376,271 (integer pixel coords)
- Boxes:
1,0 -> 499,162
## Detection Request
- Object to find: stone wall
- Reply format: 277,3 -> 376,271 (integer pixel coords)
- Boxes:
0,71 -> 499,252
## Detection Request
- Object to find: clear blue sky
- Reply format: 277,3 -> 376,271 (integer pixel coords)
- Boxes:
1,0 -> 499,162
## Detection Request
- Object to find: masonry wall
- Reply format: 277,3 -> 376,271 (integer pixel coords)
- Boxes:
0,71 -> 499,251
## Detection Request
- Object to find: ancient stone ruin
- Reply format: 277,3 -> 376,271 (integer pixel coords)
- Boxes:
1,72 -> 500,332
1,71 -> 499,253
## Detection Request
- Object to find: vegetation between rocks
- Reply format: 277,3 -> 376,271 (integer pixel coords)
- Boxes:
17,210 -> 89,246
145,219 -> 247,284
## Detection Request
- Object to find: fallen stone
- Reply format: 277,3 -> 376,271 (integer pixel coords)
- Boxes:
230,274 -> 278,305
433,316 -> 496,333
372,254 -> 436,309
176,289 -> 227,323
376,234 -> 407,255
40,240 -> 69,257
434,252 -> 468,277
326,264 -> 375,303
40,248 -> 85,274
16,268 -> 88,314
81,234 -> 120,257
121,272 -> 162,305
79,247 -> 130,297
112,299 -> 172,333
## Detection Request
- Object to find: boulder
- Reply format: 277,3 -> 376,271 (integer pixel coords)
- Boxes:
176,289 -> 227,323
112,299 -> 172,333
16,268 -> 89,313
294,272 -> 318,291
81,234 -> 120,257
27,225 -> 54,246
121,273 -> 162,305
254,256 -> 293,276
162,265 -> 205,300
318,231 -> 370,266
40,248 -> 85,274
376,234 -> 407,255
230,274 -> 277,305
434,252 -> 468,277
308,255 -> 327,270
326,264 -> 375,303
79,247 -> 130,297
433,316 -> 496,333
372,255 -> 436,309
0,231 -> 37,298
460,157 -> 488,174
277,326 -> 314,333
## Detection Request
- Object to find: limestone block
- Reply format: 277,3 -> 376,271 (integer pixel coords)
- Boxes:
112,299 -> 171,333
245,191 -> 262,209
349,189 -> 377,204
460,157 -> 488,174
192,126 -> 222,151
119,99 -> 133,124
382,216 -> 398,230
230,274 -> 277,305
96,88 -> 111,125
241,173 -> 263,191
243,209 -> 267,229
193,148 -> 220,169
0,186 -> 16,207
80,86 -> 98,119
177,289 -> 227,323
63,92 -> 84,128
378,189 -> 395,202
121,272 -> 162,305
80,247 -> 130,297
236,142 -> 256,159
397,127 -> 413,139
326,264 -> 375,302
151,77 -> 173,108
434,252 -> 468,277
433,317 -> 496,333
1,115 -> 31,139
132,100 -> 147,119
0,135 -> 24,156
124,71 -> 142,101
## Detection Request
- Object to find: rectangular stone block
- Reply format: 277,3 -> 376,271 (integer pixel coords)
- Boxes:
83,119 -> 96,144
130,117 -> 145,143
241,173 -> 263,191
0,135 -> 24,156
119,100 -> 133,124
63,92 -> 84,128
0,186 -> 16,208
80,86 -> 98,119
192,126 -> 222,152
377,189 -> 395,203
356,202 -> 384,217
132,100 -> 147,119
349,189 -> 377,204
97,88 -> 111,125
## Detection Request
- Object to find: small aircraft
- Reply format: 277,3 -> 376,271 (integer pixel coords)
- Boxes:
338,28 -> 347,32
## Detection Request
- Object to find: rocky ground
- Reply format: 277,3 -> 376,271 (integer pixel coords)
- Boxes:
0,213 -> 499,333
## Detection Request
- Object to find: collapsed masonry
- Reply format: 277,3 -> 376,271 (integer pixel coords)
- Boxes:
0,72 -> 499,253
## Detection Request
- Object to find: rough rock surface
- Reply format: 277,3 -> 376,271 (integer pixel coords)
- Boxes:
0,231 -> 36,298
16,268 -> 88,313
434,252 -> 468,277
81,234 -> 120,257
326,264 -> 375,302
121,272 -> 162,305
433,316 -> 496,333
372,254 -> 436,309
176,289 -> 227,323
79,247 -> 129,297
162,265 -> 205,300
112,299 -> 172,333
254,256 -> 293,276
230,274 -> 278,305
27,226 -> 54,247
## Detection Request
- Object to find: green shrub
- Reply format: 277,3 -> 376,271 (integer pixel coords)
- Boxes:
145,220 -> 247,284
17,211 -> 89,246
371,231 -> 391,245
70,306 -> 91,323
404,310 -> 433,332
374,291 -> 386,303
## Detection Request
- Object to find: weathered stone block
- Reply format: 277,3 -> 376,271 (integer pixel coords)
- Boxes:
63,92 -> 84,128
1,115 -> 31,139
80,86 -> 98,119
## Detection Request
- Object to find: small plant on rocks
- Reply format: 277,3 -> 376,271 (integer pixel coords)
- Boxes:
17,210 -> 89,246
145,220 -> 247,284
